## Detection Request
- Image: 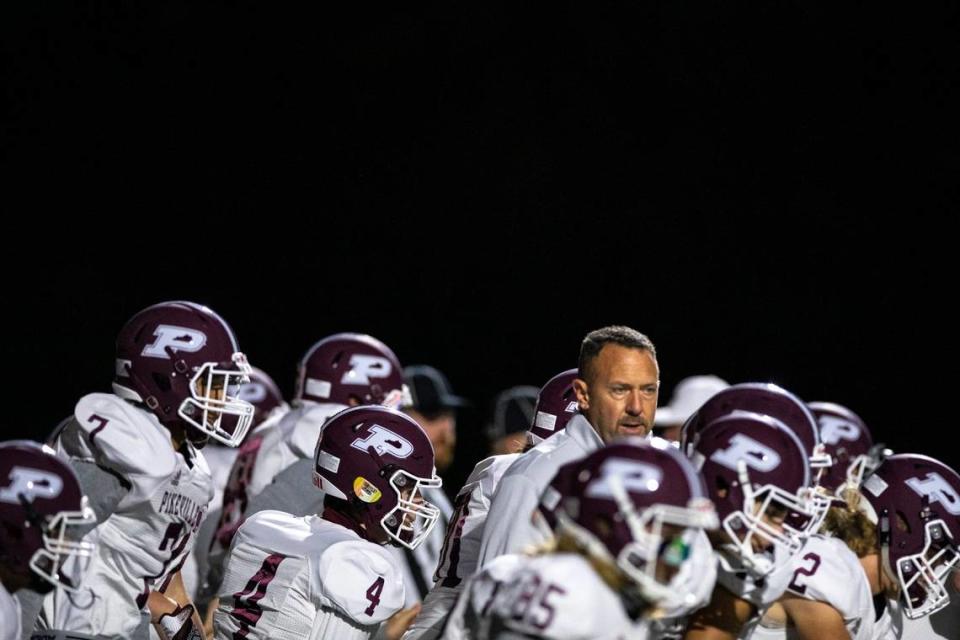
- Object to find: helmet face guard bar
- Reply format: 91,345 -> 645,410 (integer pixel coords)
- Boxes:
380,468 -> 442,550
722,461 -> 826,576
889,518 -> 960,619
179,353 -> 255,446
29,498 -> 96,593
575,473 -> 718,607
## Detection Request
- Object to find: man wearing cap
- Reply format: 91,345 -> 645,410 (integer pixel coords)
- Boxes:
486,386 -> 539,455
404,365 -> 470,474
476,325 -> 660,567
652,374 -> 729,441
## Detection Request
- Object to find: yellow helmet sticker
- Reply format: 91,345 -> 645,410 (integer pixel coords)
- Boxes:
354,476 -> 382,503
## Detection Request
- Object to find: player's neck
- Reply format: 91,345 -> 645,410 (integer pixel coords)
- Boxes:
0,566 -> 28,594
322,507 -> 369,541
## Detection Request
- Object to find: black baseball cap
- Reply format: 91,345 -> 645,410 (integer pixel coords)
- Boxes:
404,365 -> 471,415
485,385 -> 539,439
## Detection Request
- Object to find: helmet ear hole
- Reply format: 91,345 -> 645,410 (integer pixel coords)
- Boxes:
2,521 -> 23,542
152,373 -> 171,393
896,510 -> 912,534
714,474 -> 730,500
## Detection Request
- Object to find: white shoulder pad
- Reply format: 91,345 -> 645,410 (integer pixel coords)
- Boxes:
477,553 -> 526,581
317,540 -> 405,625
465,453 -> 519,486
469,454 -> 522,499
287,403 -> 346,459
73,393 -> 176,478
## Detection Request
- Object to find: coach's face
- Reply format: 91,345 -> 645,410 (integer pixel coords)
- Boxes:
574,344 -> 659,443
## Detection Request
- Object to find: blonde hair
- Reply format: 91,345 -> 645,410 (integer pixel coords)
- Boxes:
821,502 -> 877,558
820,492 -> 899,598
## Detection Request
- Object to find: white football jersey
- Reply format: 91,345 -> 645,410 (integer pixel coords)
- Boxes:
404,454 -> 521,640
203,411 -> 288,586
245,402 -> 346,500
1,581 -> 20,640
41,393 -> 214,639
214,510 -> 405,640
180,443 -> 238,599
478,416 -> 604,567
202,444 -> 240,509
451,553 -> 650,640
749,535 -> 877,640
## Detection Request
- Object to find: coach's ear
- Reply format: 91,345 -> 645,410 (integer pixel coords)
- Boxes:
573,378 -> 590,412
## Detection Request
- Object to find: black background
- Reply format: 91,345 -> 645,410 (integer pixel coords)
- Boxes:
2,2 -> 956,493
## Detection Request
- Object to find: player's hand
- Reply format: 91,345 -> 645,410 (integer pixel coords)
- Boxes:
384,602 -> 421,640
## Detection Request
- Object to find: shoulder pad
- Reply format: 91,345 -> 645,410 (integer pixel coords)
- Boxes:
317,539 -> 405,625
73,393 -> 176,478
287,404 -> 345,459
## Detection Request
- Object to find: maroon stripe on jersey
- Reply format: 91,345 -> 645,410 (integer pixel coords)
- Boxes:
212,433 -> 266,553
136,578 -> 151,609
438,493 -> 471,588
230,553 -> 287,639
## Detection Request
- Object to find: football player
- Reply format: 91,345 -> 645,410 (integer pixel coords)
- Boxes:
212,406 -> 441,640
202,333 -> 409,616
0,441 -> 96,640
33,301 -> 255,640
683,412 -> 828,640
448,438 -> 719,639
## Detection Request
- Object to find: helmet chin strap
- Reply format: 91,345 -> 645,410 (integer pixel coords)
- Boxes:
878,507 -> 898,593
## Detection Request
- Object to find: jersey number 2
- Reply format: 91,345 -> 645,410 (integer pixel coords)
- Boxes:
788,552 -> 822,595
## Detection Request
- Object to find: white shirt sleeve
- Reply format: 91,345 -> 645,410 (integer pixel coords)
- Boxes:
477,473 -> 546,567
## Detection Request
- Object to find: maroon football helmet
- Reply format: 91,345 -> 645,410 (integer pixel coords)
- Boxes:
857,453 -> 960,619
690,411 -> 828,576
295,333 -> 410,409
312,406 -> 441,550
0,441 -> 95,593
236,366 -> 289,429
681,382 -> 831,473
527,368 -> 579,445
538,438 -> 718,605
113,301 -> 255,446
807,401 -> 884,493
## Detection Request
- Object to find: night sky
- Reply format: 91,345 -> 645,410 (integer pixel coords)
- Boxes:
2,2 -> 956,492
